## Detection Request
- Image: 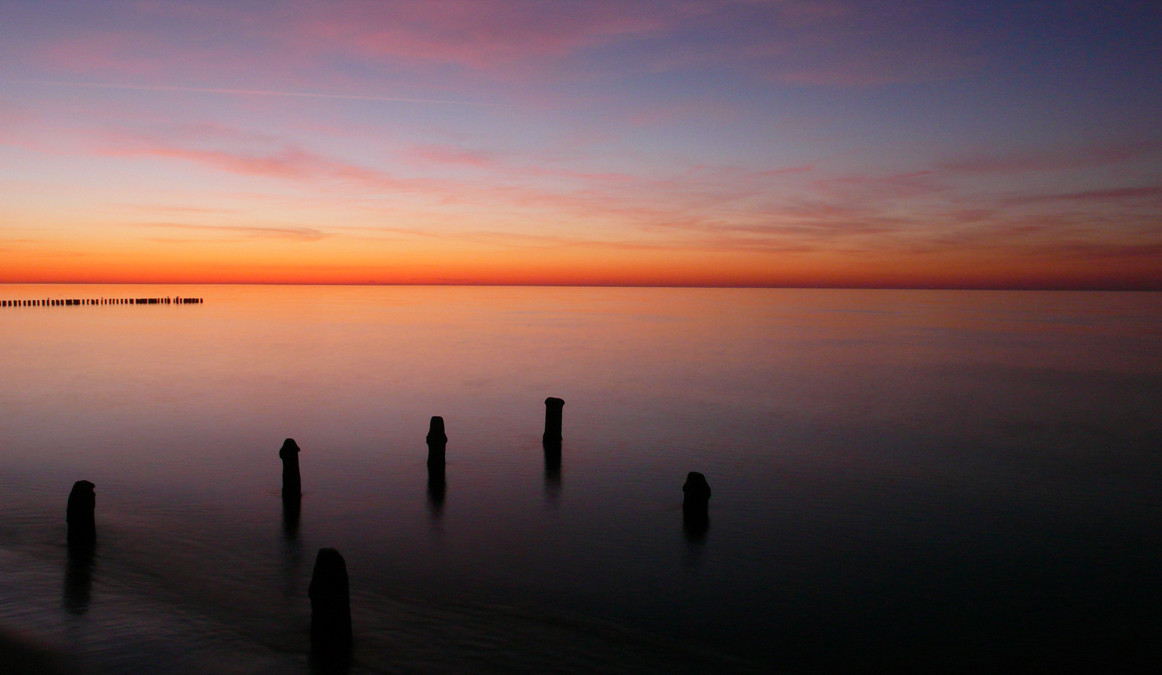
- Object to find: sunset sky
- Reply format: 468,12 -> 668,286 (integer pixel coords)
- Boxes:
1,0 -> 1159,287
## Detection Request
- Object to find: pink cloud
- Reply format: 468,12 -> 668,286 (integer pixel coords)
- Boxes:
97,131 -> 428,194
80,122 -> 1161,269
303,0 -> 714,71
6,0 -> 986,93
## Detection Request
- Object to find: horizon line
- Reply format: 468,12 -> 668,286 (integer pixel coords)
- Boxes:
2,282 -> 1160,292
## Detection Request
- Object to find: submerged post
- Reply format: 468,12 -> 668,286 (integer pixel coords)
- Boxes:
66,480 -> 96,546
309,548 -> 352,652
426,416 -> 447,466
543,397 -> 564,446
279,439 -> 301,498
682,472 -> 711,541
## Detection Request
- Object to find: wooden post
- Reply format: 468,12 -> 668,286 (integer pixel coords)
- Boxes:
543,397 -> 564,446
67,481 -> 96,546
279,439 -> 301,498
309,548 -> 352,652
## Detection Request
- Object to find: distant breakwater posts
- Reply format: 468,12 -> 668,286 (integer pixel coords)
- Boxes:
1,296 -> 202,308
62,397 -> 711,664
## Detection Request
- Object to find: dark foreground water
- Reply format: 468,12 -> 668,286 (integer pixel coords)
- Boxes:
0,286 -> 1160,674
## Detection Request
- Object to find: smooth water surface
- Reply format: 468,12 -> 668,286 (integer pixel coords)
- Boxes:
1,286 -> 1160,673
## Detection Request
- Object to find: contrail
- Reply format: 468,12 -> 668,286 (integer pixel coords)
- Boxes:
5,79 -> 508,107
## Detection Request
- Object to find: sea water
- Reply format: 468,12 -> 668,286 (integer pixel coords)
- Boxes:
0,286 -> 1159,673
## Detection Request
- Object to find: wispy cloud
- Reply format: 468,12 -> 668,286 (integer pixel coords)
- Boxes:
4,0 -> 994,91
8,79 -> 508,107
404,144 -> 499,168
941,141 -> 1162,174
140,222 -> 331,242
1005,185 -> 1162,205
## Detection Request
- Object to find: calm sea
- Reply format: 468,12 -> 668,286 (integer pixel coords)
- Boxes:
0,285 -> 1160,674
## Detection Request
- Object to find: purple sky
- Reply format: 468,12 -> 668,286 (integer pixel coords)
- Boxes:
1,1 -> 1160,286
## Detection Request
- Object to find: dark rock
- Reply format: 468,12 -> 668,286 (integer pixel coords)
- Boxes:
66,481 -> 96,546
279,439 -> 301,498
543,397 -> 564,445
309,548 -> 352,652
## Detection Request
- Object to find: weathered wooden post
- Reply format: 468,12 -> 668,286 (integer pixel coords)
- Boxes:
426,416 -> 447,466
542,398 -> 564,503
66,481 -> 96,546
543,397 -> 564,446
424,417 -> 447,517
279,439 -> 301,498
682,472 -> 711,541
309,548 -> 352,652
682,472 -> 711,508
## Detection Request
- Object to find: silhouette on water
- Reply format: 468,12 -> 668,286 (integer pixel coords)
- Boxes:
542,398 -> 564,505
682,472 -> 711,544
426,416 -> 447,465
542,397 -> 564,445
543,442 -> 562,506
309,548 -> 352,667
63,481 -> 97,616
63,541 -> 95,615
425,417 -> 448,519
66,481 -> 96,546
279,439 -> 301,498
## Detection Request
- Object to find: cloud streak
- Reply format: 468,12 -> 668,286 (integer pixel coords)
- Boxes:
140,222 -> 332,242
6,79 -> 509,107
941,141 -> 1162,175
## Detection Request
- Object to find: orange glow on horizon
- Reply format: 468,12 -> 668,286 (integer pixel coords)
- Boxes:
2,238 -> 1159,289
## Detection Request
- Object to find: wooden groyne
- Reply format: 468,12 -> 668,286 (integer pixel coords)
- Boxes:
1,297 -> 202,308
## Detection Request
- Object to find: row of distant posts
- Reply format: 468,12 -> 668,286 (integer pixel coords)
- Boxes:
1,297 -> 202,307
67,397 -> 712,661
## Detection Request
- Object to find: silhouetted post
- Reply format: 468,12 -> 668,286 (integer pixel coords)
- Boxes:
66,481 -> 96,546
279,439 -> 301,498
682,472 -> 711,542
309,548 -> 352,652
543,398 -> 564,446
426,416 -> 447,466
683,472 -> 711,508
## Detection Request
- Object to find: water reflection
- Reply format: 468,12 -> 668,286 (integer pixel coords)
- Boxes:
309,649 -> 352,675
682,506 -> 710,545
63,542 -> 95,615
282,495 -> 301,541
281,495 -> 303,600
427,460 -> 447,521
543,442 -> 561,506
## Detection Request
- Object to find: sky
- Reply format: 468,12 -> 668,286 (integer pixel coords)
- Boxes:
0,0 -> 1160,288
